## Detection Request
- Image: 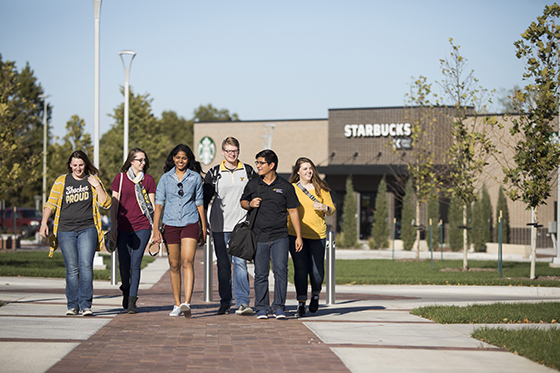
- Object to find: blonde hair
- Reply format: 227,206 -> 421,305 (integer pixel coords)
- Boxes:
222,137 -> 240,150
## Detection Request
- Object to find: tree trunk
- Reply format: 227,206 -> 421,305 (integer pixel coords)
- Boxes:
530,207 -> 537,279
462,204 -> 468,270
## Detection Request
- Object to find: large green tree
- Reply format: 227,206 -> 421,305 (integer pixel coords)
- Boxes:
48,115 -> 93,187
193,103 -> 239,122
0,55 -> 49,207
439,39 -> 495,269
501,4 -> 560,279
100,89 -> 241,190
100,88 -> 162,189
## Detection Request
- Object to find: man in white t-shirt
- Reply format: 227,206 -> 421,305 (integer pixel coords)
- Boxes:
203,137 -> 255,315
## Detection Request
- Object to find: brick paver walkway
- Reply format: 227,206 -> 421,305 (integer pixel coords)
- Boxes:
47,248 -> 350,372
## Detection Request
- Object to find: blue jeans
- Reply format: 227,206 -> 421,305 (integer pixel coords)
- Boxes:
212,232 -> 251,307
289,236 -> 325,301
254,237 -> 289,312
58,227 -> 98,310
117,229 -> 150,297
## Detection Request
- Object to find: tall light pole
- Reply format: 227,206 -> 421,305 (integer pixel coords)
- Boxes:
119,50 -> 136,162
556,46 -> 560,266
92,0 -> 108,274
38,94 -> 50,209
93,0 -> 102,167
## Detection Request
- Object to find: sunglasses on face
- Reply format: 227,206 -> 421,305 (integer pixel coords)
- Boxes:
177,183 -> 184,197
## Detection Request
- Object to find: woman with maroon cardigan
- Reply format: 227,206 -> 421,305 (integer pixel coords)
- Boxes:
110,148 -> 156,314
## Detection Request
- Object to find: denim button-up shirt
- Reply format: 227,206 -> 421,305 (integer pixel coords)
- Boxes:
155,167 -> 204,227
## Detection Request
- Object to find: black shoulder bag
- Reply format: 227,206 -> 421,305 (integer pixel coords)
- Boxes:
227,184 -> 260,261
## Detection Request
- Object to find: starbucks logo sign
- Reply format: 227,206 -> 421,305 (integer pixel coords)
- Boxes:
198,136 -> 216,165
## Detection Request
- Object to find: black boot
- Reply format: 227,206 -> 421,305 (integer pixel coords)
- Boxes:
127,296 -> 138,314
119,285 -> 129,309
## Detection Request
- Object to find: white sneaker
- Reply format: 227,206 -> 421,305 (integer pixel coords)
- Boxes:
65,308 -> 78,316
235,304 -> 254,315
180,303 -> 191,318
82,308 -> 93,317
169,305 -> 181,317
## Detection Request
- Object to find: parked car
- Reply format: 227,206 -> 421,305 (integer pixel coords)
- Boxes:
0,207 -> 52,238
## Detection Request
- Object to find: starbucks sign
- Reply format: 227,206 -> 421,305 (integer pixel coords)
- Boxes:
198,136 -> 216,165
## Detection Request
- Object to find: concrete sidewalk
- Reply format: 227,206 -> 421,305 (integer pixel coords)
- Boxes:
0,249 -> 559,372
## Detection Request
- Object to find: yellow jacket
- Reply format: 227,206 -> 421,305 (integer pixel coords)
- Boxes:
288,184 -> 335,239
45,174 -> 111,257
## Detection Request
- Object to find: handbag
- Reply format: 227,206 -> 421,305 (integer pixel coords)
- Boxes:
104,173 -> 123,253
227,185 -> 260,261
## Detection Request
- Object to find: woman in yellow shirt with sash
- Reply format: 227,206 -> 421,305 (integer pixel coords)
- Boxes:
287,157 -> 335,317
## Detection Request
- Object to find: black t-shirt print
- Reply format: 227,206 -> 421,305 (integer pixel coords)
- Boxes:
58,174 -> 95,232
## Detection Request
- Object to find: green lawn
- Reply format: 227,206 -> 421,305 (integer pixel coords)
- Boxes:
0,251 -> 154,281
332,259 -> 560,287
412,302 -> 560,370
411,302 -> 560,324
472,327 -> 560,371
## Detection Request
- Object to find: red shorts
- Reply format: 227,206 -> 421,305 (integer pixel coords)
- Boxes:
162,222 -> 199,245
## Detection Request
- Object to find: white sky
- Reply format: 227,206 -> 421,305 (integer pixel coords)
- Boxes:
0,0 -> 552,140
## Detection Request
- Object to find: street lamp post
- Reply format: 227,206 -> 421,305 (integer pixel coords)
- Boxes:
92,0 -> 107,274
118,50 -> 136,162
92,0 -> 102,167
38,94 -> 50,209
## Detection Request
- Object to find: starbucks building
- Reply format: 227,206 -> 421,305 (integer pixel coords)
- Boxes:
194,106 -> 558,248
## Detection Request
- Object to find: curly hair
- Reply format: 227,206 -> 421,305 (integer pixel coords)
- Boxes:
163,144 -> 203,174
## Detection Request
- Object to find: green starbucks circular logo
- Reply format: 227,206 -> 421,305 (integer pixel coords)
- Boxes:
198,136 -> 216,165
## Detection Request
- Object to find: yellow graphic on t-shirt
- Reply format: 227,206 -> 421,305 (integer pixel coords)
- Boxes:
65,185 -> 90,204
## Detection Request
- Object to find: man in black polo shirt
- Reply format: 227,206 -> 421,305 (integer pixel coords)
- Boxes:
240,149 -> 303,319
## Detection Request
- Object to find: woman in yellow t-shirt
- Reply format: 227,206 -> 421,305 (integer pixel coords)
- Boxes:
288,157 -> 335,317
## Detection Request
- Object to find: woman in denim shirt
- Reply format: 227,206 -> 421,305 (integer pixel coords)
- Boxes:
152,144 -> 207,317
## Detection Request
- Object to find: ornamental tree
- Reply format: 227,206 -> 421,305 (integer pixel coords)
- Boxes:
371,177 -> 389,249
501,4 -> 560,279
403,76 -> 441,258
439,39 -> 495,269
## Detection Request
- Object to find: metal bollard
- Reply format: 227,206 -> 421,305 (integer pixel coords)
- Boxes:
203,234 -> 213,302
325,230 -> 336,305
111,251 -> 118,285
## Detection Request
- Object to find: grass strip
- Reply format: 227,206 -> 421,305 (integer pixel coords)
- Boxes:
472,327 -> 560,370
333,259 -> 560,287
411,302 -> 560,324
0,251 -> 154,281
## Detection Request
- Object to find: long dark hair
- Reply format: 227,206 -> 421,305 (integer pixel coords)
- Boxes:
163,144 -> 203,174
121,147 -> 150,173
67,150 -> 99,176
289,157 -> 330,198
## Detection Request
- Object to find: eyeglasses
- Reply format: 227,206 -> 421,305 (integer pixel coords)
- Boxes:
133,158 -> 146,163
223,149 -> 239,154
255,161 -> 268,166
177,183 -> 184,197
